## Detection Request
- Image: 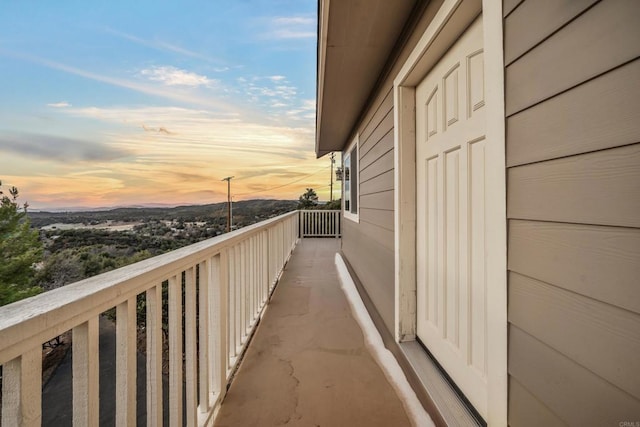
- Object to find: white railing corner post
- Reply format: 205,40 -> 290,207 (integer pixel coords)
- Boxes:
1,348 -> 42,427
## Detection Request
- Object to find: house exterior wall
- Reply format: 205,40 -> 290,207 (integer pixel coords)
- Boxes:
504,0 -> 640,424
341,0 -> 444,333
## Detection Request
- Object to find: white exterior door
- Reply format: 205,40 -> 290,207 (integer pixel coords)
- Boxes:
415,16 -> 491,418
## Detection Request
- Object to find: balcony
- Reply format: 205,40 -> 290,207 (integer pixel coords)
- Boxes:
0,210 -> 414,426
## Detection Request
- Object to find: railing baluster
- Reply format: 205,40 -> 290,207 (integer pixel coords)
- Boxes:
185,267 -> 197,426
325,211 -> 328,236
284,221 -> 287,263
1,348 -> 41,426
262,231 -> 268,303
249,237 -> 255,322
254,236 -> 259,317
269,228 -> 275,288
255,236 -> 259,318
146,284 -> 163,427
215,251 -> 229,401
234,244 -> 242,354
199,261 -> 211,415
249,238 -> 254,325
325,211 -> 329,236
322,211 -> 331,236
116,297 -> 137,425
228,246 -> 236,358
73,317 -> 99,426
241,240 -> 248,336
279,223 -> 284,271
324,211 -> 327,235
306,211 -> 310,237
168,274 -> 183,426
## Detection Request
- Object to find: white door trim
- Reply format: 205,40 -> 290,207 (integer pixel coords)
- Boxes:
393,0 -> 507,424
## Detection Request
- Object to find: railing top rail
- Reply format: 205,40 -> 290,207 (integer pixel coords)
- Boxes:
0,210 -> 299,364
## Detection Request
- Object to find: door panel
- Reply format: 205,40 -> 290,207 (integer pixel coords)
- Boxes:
415,16 -> 489,417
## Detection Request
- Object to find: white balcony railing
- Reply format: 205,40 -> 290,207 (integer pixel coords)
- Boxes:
300,209 -> 341,237
0,210 -> 326,426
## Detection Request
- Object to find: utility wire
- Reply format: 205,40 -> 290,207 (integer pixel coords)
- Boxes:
234,166 -> 330,196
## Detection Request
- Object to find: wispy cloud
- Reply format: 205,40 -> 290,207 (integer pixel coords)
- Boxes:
0,50 -> 236,112
232,75 -> 303,112
248,84 -> 297,99
139,66 -> 215,87
0,131 -> 129,162
266,16 -> 316,39
63,105 -> 313,157
274,17 -> 315,26
47,101 -> 71,108
104,27 -> 222,64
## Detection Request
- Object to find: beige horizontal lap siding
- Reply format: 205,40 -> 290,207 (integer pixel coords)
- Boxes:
343,86 -> 396,331
341,1 -> 447,334
504,0 -> 640,424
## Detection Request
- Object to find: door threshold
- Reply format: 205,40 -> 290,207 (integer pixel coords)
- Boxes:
399,340 -> 486,427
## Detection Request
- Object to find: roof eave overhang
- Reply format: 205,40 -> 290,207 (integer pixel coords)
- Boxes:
315,0 -> 417,158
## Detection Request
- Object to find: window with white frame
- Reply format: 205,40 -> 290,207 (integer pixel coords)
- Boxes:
343,135 -> 359,222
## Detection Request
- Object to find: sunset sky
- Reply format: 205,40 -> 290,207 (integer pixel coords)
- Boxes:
0,0 -> 334,210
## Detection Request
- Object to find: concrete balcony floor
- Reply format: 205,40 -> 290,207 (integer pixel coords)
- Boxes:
214,238 -> 412,427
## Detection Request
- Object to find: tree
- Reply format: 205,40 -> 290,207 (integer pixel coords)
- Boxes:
298,188 -> 318,209
323,198 -> 342,210
0,180 -> 43,306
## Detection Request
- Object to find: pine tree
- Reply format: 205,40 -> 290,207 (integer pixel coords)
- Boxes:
298,188 -> 318,209
0,180 -> 43,306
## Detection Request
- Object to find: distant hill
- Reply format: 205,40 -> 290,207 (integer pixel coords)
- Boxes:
28,199 -> 298,228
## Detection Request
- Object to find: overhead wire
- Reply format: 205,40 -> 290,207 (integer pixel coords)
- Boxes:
234,165 -> 330,196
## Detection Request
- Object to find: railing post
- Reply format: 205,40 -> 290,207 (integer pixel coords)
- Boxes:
1,348 -> 41,426
234,244 -> 242,355
116,297 -> 137,426
228,246 -> 236,358
262,230 -> 269,302
242,240 -> 249,336
168,274 -> 183,426
251,235 -> 257,319
213,251 -> 229,404
146,284 -> 163,427
73,317 -> 99,427
269,228 -> 275,288
199,260 -> 211,415
185,267 -> 197,427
